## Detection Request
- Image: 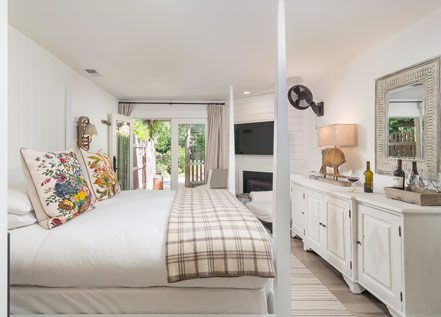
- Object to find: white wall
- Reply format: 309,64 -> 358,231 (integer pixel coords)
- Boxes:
305,8 -> 441,191
225,93 -> 304,193
8,27 -> 118,170
130,103 -> 208,119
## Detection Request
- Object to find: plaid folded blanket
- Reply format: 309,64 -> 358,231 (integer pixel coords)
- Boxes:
166,186 -> 275,283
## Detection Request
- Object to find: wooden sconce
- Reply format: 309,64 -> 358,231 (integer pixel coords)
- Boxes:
77,116 -> 97,150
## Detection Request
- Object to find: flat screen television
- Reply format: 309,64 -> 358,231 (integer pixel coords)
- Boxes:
234,121 -> 274,155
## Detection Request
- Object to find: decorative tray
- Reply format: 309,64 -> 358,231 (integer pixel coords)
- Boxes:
384,187 -> 441,206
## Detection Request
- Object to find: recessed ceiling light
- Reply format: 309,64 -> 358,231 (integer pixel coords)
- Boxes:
243,91 -> 251,95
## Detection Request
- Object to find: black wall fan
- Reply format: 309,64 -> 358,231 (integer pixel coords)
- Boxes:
288,85 -> 324,116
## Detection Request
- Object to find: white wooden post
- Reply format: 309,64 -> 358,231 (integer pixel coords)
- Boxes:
228,85 -> 236,195
273,0 -> 291,315
0,0 -> 8,313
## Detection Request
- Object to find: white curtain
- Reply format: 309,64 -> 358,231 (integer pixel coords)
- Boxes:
118,102 -> 134,116
205,104 -> 225,177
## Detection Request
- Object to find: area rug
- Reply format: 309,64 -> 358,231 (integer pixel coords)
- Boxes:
291,255 -> 353,316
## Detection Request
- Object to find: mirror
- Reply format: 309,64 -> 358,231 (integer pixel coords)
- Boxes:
387,83 -> 425,159
376,57 -> 440,177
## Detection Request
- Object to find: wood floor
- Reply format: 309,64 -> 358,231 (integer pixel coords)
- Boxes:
291,238 -> 391,317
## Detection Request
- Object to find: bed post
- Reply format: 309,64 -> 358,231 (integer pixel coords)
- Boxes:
273,0 -> 291,315
228,85 -> 236,195
0,0 -> 8,314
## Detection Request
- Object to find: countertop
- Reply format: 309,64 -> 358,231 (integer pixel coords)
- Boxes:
290,174 -> 441,214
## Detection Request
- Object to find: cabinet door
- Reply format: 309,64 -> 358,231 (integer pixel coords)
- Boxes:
291,184 -> 304,238
357,204 -> 403,312
323,196 -> 352,276
304,189 -> 322,252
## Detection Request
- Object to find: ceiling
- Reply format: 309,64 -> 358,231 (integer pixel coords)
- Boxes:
8,0 -> 441,100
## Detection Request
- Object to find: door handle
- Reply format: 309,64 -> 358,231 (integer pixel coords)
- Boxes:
356,240 -> 362,246
113,156 -> 118,172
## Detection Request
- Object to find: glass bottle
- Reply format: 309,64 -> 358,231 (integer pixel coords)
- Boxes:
407,161 -> 419,191
392,159 -> 405,190
363,161 -> 373,193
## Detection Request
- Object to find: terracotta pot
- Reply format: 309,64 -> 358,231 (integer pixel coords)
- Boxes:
153,172 -> 164,190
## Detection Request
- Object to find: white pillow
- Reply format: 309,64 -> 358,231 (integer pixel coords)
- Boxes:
8,181 -> 33,214
250,191 -> 273,202
8,212 -> 37,230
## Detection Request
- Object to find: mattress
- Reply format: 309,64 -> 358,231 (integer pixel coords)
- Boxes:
11,285 -> 272,314
10,189 -> 270,290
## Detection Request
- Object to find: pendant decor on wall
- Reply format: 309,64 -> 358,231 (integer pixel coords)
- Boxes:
288,84 -> 324,116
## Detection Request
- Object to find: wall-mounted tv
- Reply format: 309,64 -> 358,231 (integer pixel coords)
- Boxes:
234,121 -> 274,155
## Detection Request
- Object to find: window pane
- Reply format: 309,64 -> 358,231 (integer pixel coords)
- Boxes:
178,123 -> 206,188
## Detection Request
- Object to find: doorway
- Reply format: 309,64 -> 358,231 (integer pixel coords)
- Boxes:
110,115 -> 207,190
178,123 -> 206,188
133,119 -> 171,190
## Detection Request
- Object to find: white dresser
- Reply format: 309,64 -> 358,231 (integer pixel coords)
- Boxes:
290,176 -> 441,317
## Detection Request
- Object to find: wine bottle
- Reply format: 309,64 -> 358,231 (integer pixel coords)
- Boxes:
411,161 -> 418,175
392,159 -> 405,190
363,161 -> 373,193
407,161 -> 419,190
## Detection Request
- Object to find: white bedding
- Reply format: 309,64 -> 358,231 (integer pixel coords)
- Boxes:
10,189 -> 270,289
246,201 -> 273,223
11,286 -> 270,314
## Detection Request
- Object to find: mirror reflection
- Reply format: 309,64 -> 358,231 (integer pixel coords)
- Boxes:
387,83 -> 425,159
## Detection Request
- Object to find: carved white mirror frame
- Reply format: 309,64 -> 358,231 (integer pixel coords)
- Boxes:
375,57 -> 440,177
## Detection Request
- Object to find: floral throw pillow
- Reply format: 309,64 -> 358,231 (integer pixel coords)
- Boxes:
79,149 -> 120,201
20,148 -> 95,229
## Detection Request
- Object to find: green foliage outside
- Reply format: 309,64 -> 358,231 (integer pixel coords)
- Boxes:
133,119 -> 171,176
133,120 -> 205,177
389,118 -> 415,135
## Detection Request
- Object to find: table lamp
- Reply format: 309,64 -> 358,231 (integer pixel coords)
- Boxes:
317,123 -> 356,185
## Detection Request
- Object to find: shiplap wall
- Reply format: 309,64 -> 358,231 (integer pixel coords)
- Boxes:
224,93 -> 305,193
8,27 -> 118,170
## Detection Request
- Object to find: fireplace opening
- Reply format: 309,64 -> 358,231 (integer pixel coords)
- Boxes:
243,171 -> 273,193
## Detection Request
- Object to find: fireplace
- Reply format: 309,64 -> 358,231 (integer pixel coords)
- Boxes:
243,171 -> 273,193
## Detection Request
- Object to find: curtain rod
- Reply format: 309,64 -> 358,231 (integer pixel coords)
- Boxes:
389,100 -> 423,103
118,101 -> 225,105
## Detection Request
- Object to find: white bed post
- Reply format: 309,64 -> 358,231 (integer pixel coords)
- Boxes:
273,0 -> 291,316
0,0 -> 8,313
228,85 -> 236,195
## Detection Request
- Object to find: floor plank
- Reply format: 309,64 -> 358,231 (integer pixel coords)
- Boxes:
291,238 -> 391,317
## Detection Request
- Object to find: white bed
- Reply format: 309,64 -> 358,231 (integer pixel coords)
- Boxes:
10,189 -> 272,314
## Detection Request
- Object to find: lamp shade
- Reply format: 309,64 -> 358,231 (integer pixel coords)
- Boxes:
318,124 -> 356,147
85,124 -> 98,136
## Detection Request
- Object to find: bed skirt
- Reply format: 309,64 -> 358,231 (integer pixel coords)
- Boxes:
11,285 -> 272,314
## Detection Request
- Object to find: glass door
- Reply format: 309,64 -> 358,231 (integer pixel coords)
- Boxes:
171,119 -> 207,189
132,119 -> 171,190
109,114 -> 133,190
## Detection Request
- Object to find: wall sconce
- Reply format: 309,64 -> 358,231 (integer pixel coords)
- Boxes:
77,116 -> 98,150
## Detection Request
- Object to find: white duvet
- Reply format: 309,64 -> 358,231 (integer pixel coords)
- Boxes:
10,190 -> 269,289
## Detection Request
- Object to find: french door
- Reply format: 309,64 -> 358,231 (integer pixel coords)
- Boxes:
171,119 -> 207,190
109,115 -> 206,190
108,114 -> 133,190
